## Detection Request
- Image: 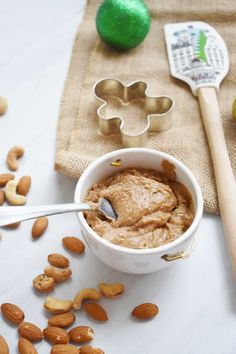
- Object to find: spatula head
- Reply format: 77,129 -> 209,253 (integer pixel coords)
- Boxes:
164,21 -> 229,96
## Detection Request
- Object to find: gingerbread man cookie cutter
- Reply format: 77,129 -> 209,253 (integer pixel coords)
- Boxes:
93,78 -> 174,147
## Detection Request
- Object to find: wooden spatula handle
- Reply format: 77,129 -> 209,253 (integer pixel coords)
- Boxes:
198,87 -> 236,279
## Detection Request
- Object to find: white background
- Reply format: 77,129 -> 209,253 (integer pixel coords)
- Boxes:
0,1 -> 235,353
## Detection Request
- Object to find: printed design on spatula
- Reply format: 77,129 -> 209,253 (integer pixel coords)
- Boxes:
171,25 -> 224,86
93,78 -> 174,147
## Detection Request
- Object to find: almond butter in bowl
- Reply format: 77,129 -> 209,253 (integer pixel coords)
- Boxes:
84,165 -> 195,250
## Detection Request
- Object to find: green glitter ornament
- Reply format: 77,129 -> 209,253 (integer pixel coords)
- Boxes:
96,0 -> 151,50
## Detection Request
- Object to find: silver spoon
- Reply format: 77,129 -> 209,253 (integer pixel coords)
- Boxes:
0,198 -> 117,227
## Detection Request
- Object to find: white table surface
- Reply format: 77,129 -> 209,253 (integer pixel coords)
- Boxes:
0,1 -> 235,353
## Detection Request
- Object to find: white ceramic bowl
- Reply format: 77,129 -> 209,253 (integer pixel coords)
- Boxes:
75,148 -> 203,274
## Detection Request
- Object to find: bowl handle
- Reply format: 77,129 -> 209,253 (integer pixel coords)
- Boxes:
161,234 -> 198,262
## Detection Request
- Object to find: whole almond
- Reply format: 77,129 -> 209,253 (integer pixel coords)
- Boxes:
51,344 -> 79,354
44,265 -> 72,283
18,322 -> 43,342
62,237 -> 85,254
17,176 -> 31,196
48,254 -> 70,268
43,326 -> 69,345
0,190 -> 5,205
5,222 -> 21,229
48,312 -> 75,328
69,326 -> 94,344
0,335 -> 9,354
0,173 -> 14,187
33,274 -> 55,293
131,303 -> 159,320
18,338 -> 38,354
0,96 -> 8,116
84,303 -> 108,322
32,217 -> 48,239
1,303 -> 25,324
79,346 -> 104,354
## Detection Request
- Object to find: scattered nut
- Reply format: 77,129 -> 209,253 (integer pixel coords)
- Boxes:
51,344 -> 79,354
18,338 -> 38,354
69,326 -> 94,344
84,303 -> 108,322
4,222 -> 21,229
79,346 -> 105,354
17,175 -> 31,196
0,96 -> 8,116
0,173 -> 14,187
5,180 -> 26,205
33,274 -> 55,293
73,288 -> 101,310
18,321 -> 43,342
48,312 -> 75,328
43,326 -> 69,345
7,145 -> 24,171
99,282 -> 124,299
62,236 -> 85,254
0,335 -> 9,354
131,303 -> 159,320
1,303 -> 25,324
44,265 -> 72,283
48,254 -> 70,268
32,217 -> 48,239
44,296 -> 73,314
0,190 -> 5,205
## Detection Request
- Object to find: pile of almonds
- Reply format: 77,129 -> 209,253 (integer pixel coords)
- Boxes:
0,145 -> 160,353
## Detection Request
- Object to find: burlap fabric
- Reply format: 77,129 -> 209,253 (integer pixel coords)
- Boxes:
55,0 -> 236,214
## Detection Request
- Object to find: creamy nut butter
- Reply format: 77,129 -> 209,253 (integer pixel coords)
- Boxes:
84,161 -> 194,249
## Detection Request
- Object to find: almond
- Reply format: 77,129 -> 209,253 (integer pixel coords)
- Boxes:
32,217 -> 48,239
99,282 -> 124,299
51,344 -> 79,354
1,303 -> 25,324
18,338 -> 38,354
48,254 -> 70,268
48,312 -> 75,328
62,237 -> 85,254
0,335 -> 9,354
0,173 -> 14,187
5,221 -> 21,229
69,326 -> 94,344
33,274 -> 55,293
17,176 -> 31,196
84,303 -> 108,322
0,190 -> 5,205
79,346 -> 104,354
18,322 -> 43,342
131,303 -> 159,320
43,326 -> 69,345
44,297 -> 73,314
44,265 -> 72,283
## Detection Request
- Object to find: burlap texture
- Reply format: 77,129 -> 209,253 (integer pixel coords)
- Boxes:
55,0 -> 236,214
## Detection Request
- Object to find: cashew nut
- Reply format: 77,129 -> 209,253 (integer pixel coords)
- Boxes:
7,146 -> 24,171
0,96 -> 8,116
5,180 -> 26,205
44,265 -> 72,283
44,296 -> 73,314
99,282 -> 125,298
73,288 -> 101,310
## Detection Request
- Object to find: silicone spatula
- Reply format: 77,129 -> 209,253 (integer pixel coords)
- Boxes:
164,21 -> 236,278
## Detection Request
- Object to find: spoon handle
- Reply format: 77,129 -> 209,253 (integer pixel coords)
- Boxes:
0,203 -> 92,227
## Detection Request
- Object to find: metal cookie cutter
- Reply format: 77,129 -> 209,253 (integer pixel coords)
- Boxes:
93,78 -> 174,147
